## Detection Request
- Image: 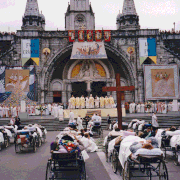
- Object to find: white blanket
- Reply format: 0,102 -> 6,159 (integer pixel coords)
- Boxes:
166,130 -> 180,136
119,136 -> 146,169
132,148 -> 163,158
4,129 -> 12,137
0,132 -> 4,143
170,135 -> 180,147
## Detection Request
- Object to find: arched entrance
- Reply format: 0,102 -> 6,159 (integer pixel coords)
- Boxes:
41,44 -> 135,104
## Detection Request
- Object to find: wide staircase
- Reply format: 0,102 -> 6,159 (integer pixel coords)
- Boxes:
1,114 -> 180,131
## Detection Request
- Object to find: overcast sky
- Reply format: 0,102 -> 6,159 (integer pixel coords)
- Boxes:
0,0 -> 180,32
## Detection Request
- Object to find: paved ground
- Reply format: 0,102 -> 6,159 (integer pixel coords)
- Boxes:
0,131 -> 180,180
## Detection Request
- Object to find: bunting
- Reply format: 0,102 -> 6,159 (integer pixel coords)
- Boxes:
68,30 -> 75,42
78,30 -> 84,42
104,30 -> 111,42
87,30 -> 93,42
95,30 -> 102,42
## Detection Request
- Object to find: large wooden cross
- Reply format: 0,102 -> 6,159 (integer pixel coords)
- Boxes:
102,73 -> 135,130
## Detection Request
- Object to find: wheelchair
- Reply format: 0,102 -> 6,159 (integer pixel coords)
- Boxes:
0,126 -> 10,149
14,130 -> 37,153
123,154 -> 168,180
91,121 -> 103,138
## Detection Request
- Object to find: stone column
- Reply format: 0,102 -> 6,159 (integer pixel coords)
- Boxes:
86,80 -> 92,96
62,80 -> 66,104
106,82 -> 111,96
41,91 -> 45,104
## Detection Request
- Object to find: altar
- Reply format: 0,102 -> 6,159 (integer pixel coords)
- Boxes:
64,108 -> 126,118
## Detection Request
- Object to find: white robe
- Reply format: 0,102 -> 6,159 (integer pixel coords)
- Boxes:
69,112 -> 75,123
136,104 -> 141,113
81,137 -> 98,153
86,98 -> 89,109
0,107 -> 3,117
77,117 -> 83,131
58,108 -> 64,121
140,104 -> 144,113
95,97 -> 100,108
53,106 -> 59,118
48,104 -> 52,113
152,114 -> 159,127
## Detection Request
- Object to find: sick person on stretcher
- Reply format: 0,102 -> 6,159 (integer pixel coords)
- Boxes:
50,134 -> 85,155
129,137 -> 162,158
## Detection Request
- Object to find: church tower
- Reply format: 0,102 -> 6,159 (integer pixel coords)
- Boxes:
116,0 -> 140,30
65,0 -> 95,30
21,0 -> 45,31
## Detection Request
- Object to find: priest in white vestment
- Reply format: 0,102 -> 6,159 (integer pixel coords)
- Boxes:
129,103 -> 133,113
109,95 -> 115,108
75,97 -> 80,109
140,103 -> 145,113
35,105 -> 40,115
48,103 -> 52,115
53,104 -> 59,119
0,106 -> 3,117
69,110 -> 75,124
58,106 -> 64,121
77,115 -> 83,131
85,96 -> 89,109
94,95 -> 100,108
131,102 -> 136,113
89,94 -> 94,109
69,95 -> 76,109
104,96 -> 109,108
136,103 -> 141,113
100,96 -> 105,108
80,95 -> 85,109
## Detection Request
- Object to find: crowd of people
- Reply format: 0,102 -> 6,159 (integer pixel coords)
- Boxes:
126,101 -> 180,114
68,95 -> 115,109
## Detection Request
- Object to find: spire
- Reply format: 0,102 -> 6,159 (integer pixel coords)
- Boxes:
116,0 -> 140,30
24,0 -> 40,16
122,0 -> 137,16
22,0 -> 45,31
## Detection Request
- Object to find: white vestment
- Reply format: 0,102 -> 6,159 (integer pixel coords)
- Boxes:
152,114 -> 159,127
58,107 -> 64,121
81,137 -> 98,153
95,97 -> 100,108
69,112 -> 75,123
140,104 -> 144,113
136,104 -> 141,113
48,104 -> 52,113
35,106 -> 40,115
53,106 -> 59,118
77,117 -> 83,131
86,98 -> 89,109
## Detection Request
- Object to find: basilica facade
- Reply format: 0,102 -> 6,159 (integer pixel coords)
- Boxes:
0,0 -> 180,105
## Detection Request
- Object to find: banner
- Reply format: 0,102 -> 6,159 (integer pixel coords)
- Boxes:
68,30 -> 75,42
5,69 -> 29,92
0,66 -> 38,104
95,30 -> 102,42
78,30 -> 84,42
144,65 -> 179,100
104,30 -> 111,42
139,38 -> 157,65
71,41 -> 107,59
87,30 -> 93,42
21,39 -> 39,66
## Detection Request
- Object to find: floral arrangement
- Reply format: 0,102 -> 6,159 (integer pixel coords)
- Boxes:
36,105 -> 47,111
145,102 -> 152,109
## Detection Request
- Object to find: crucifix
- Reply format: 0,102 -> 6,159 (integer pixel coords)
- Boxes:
102,73 -> 135,130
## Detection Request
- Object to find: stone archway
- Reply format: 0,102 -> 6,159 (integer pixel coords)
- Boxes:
40,44 -> 136,103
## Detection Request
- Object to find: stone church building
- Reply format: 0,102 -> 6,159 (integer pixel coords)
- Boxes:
0,0 -> 180,104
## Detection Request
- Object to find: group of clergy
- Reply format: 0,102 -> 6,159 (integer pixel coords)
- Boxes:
68,95 -> 115,109
0,105 -> 21,118
128,101 -> 180,114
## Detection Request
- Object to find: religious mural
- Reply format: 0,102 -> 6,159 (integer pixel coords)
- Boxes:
144,65 -> 179,100
71,42 -> 107,59
0,66 -> 38,105
5,69 -> 29,92
151,69 -> 175,97
71,60 -> 106,79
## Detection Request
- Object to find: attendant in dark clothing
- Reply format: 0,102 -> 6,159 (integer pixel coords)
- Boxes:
84,116 -> 90,128
15,117 -> 21,129
107,114 -> 111,130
